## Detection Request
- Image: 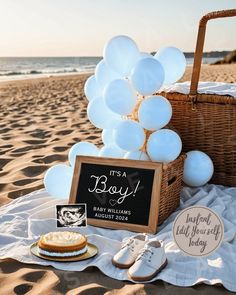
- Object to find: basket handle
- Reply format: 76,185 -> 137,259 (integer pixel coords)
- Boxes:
189,9 -> 236,101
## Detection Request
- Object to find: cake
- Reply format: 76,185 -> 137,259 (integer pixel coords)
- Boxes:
37,231 -> 87,257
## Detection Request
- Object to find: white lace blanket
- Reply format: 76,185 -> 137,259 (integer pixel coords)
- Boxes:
0,185 -> 236,291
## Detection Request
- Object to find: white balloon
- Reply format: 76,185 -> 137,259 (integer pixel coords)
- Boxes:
147,129 -> 182,163
114,120 -> 145,151
124,150 -> 149,161
44,164 -> 73,199
99,144 -> 125,158
104,79 -> 137,115
69,142 -> 98,166
138,95 -> 172,131
154,46 -> 186,85
103,35 -> 140,77
87,96 -> 122,129
131,58 -> 164,95
102,129 -> 115,146
183,151 -> 214,187
95,59 -> 121,92
84,75 -> 102,101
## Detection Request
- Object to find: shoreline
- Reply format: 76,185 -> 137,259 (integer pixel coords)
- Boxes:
1,63 -> 235,86
0,71 -> 93,85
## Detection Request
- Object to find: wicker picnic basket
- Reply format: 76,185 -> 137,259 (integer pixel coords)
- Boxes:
157,153 -> 186,225
161,9 -> 236,187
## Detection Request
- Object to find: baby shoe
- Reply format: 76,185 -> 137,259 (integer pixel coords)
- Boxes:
128,240 -> 167,281
112,234 -> 148,269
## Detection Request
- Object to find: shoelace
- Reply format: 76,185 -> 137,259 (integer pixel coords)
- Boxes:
136,247 -> 153,261
121,238 -> 134,251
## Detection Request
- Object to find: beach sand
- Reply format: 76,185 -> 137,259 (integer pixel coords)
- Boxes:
0,64 -> 235,294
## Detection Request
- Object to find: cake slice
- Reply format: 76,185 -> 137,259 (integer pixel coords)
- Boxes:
37,231 -> 87,257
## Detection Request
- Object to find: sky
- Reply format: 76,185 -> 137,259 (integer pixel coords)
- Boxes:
0,0 -> 235,57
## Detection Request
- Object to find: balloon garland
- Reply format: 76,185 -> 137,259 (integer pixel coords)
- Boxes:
44,35 -> 214,198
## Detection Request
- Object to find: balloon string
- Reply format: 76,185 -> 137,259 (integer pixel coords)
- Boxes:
127,94 -> 152,153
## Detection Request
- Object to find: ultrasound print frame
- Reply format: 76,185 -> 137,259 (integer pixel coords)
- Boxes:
56,204 -> 87,228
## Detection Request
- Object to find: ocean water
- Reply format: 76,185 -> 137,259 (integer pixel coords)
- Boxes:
0,56 -> 222,82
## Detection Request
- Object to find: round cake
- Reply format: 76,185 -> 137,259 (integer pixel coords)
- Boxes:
37,231 -> 87,257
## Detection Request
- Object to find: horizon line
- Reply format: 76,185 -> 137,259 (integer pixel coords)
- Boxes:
0,50 -> 233,59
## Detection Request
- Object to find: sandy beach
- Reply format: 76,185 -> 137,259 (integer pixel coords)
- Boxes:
0,64 -> 235,294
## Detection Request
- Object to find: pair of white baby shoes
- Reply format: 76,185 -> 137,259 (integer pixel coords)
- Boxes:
112,234 -> 167,281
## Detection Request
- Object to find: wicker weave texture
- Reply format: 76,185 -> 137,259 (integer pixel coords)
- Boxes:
158,154 -> 186,225
161,92 -> 236,186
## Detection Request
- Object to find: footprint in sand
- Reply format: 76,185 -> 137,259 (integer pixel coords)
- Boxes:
0,171 -> 8,177
85,135 -> 101,141
11,123 -> 26,128
0,148 -> 14,156
0,127 -> 11,134
8,184 -> 44,199
23,139 -> 47,145
1,136 -> 12,141
0,145 -> 13,149
0,123 -> 7,128
33,154 -> 66,164
55,116 -> 68,120
22,165 -> 47,177
53,146 -> 69,152
29,129 -> 51,139
50,137 -> 60,142
11,146 -> 37,153
14,283 -> 33,294
22,270 -> 46,282
71,123 -> 81,128
0,183 -> 7,191
9,152 -> 27,157
56,129 -> 73,136
13,178 -> 38,186
0,158 -> 13,170
72,137 -> 81,142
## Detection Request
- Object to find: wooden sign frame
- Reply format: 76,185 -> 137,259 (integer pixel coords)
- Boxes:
69,156 -> 163,234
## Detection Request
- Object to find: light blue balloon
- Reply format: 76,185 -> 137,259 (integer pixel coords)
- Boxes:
84,75 -> 102,102
87,96 -> 122,129
154,46 -> 186,85
104,79 -> 137,115
103,35 -> 140,77
102,129 -> 115,146
131,58 -> 164,95
139,52 -> 153,59
147,129 -> 182,163
99,144 -> 125,158
69,142 -> 99,166
114,120 -> 145,151
44,164 -> 73,199
183,151 -> 214,187
138,95 -> 172,131
124,150 -> 149,161
95,59 -> 121,92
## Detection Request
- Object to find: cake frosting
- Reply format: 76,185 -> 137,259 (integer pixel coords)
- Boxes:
40,231 -> 84,246
38,245 -> 88,257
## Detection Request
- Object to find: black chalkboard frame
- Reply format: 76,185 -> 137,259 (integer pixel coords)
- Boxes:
69,156 -> 163,233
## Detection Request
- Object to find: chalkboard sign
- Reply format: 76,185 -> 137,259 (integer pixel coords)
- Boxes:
69,156 -> 162,233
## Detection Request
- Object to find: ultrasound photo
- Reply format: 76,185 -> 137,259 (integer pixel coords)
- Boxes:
56,204 -> 87,228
